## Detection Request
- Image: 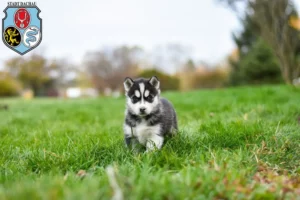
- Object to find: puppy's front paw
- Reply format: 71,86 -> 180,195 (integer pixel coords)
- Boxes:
145,136 -> 163,153
145,147 -> 157,153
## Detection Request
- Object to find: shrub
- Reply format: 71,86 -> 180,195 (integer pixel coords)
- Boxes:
229,38 -> 282,85
178,67 -> 229,90
0,72 -> 21,96
137,69 -> 180,91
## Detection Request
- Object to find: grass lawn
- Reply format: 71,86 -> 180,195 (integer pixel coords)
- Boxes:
0,85 -> 300,199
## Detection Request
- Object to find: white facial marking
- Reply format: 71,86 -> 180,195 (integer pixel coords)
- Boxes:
139,83 -> 145,97
144,90 -> 149,98
135,90 -> 140,98
139,83 -> 145,103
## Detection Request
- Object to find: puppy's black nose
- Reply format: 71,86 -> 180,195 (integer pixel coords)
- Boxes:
140,107 -> 146,113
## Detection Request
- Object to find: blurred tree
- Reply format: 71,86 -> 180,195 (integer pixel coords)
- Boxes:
0,71 -> 21,96
5,54 -> 55,96
50,58 -> 79,89
177,59 -> 228,90
177,59 -> 197,90
235,38 -> 282,84
84,46 -> 142,92
290,16 -> 300,30
76,71 -> 93,88
232,14 -> 259,56
151,44 -> 192,74
219,0 -> 300,84
250,0 -> 300,83
228,14 -> 282,85
182,59 -> 196,72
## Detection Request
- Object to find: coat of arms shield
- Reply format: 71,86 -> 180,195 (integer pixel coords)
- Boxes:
2,5 -> 42,55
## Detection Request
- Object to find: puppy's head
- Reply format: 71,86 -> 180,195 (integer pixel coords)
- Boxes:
123,76 -> 160,116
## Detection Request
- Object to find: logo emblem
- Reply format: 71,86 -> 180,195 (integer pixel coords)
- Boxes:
2,4 -> 42,55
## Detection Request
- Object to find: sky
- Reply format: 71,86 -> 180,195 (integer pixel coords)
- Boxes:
1,0 -> 300,70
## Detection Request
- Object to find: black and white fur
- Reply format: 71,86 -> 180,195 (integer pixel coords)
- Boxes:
123,76 -> 178,152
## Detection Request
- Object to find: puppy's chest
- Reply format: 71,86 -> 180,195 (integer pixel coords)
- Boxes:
133,121 -> 161,144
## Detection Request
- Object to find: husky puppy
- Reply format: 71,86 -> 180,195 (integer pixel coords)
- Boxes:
123,76 -> 178,152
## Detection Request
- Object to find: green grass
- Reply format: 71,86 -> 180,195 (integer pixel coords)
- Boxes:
0,85 -> 300,199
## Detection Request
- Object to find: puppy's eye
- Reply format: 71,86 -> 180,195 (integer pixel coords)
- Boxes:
131,96 -> 139,103
146,95 -> 154,102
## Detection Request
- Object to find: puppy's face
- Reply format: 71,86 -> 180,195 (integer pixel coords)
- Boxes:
124,76 -> 160,116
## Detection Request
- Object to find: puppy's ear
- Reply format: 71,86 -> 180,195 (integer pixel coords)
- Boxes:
124,77 -> 134,92
149,76 -> 160,89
